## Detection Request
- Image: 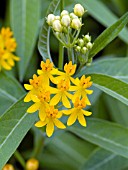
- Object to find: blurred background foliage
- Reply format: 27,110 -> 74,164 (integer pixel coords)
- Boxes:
0,0 -> 128,169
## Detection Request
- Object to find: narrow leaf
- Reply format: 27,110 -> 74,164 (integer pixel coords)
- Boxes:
38,0 -> 60,61
10,0 -> 41,81
69,118 -> 128,158
0,97 -> 38,168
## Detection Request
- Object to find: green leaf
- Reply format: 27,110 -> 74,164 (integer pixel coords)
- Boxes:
88,12 -> 128,58
0,97 -> 38,169
0,71 -> 25,115
69,118 -> 128,158
90,74 -> 128,106
78,0 -> 128,44
38,0 -> 60,61
81,148 -> 128,170
10,0 -> 41,81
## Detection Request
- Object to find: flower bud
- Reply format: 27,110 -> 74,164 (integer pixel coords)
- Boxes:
71,18 -> 82,30
86,58 -> 93,66
87,42 -> 93,49
52,20 -> 62,32
55,16 -> 60,20
2,164 -> 14,170
81,47 -> 88,54
83,34 -> 91,42
61,10 -> 69,17
74,4 -> 85,17
61,15 -> 71,27
47,14 -> 55,26
78,39 -> 84,47
75,46 -> 81,52
26,158 -> 39,170
70,13 -> 78,19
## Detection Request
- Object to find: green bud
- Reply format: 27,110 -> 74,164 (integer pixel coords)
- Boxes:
74,4 -> 85,17
83,34 -> 91,42
70,13 -> 78,19
75,46 -> 81,52
78,39 -> 84,47
71,18 -> 82,30
52,20 -> 62,32
61,10 -> 69,17
86,58 -> 93,66
47,14 -> 55,26
55,16 -> 60,20
61,15 -> 71,27
81,47 -> 88,54
87,42 -> 93,49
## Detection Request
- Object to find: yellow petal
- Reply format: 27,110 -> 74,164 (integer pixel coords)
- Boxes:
65,91 -> 73,99
31,95 -> 40,102
24,84 -> 33,90
69,85 -> 78,91
50,93 -> 61,106
82,110 -> 92,116
50,87 -> 58,94
86,89 -> 93,94
62,94 -> 71,108
46,120 -> 54,137
62,109 -> 72,115
2,61 -> 11,70
67,111 -> 77,126
71,77 -> 79,85
78,112 -> 86,127
56,111 -> 63,118
39,107 -> 46,121
37,69 -> 43,75
27,103 -> 40,113
82,94 -> 91,105
35,120 -> 47,127
24,92 -> 31,102
53,119 -> 66,129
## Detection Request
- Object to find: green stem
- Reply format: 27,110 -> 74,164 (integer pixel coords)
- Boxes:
67,47 -> 74,63
58,0 -> 64,69
76,63 -> 84,75
14,150 -> 26,168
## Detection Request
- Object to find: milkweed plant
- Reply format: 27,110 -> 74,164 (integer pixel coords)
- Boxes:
0,0 -> 128,169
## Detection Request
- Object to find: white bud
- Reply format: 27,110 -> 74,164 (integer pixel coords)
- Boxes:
70,13 -> 78,19
55,16 -> 60,20
87,42 -> 93,49
61,15 -> 71,27
75,46 -> 81,52
83,34 -> 91,42
81,47 -> 88,54
47,14 -> 55,26
52,20 -> 62,32
74,4 -> 85,17
71,18 -> 82,30
78,39 -> 84,47
61,10 -> 69,17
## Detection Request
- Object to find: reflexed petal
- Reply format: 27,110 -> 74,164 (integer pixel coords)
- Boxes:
62,94 -> 71,108
54,119 -> 66,129
37,69 -> 43,75
35,120 -> 47,127
56,111 -> 63,118
82,94 -> 91,105
67,111 -> 77,126
78,112 -> 86,127
62,109 -> 72,115
50,93 -> 61,106
71,77 -> 79,85
46,120 -> 54,137
86,89 -> 93,94
39,106 -> 46,121
82,110 -> 92,116
51,68 -> 58,75
31,95 -> 40,102
72,91 -> 81,102
2,61 -> 11,70
69,85 -> 78,91
24,92 -> 31,102
24,84 -> 33,90
50,87 -> 58,94
27,103 -> 40,113
65,91 -> 73,99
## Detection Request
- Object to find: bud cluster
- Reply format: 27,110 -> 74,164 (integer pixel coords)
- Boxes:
46,4 -> 85,33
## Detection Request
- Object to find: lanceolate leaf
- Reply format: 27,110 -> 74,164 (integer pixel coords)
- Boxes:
88,12 -> 128,59
69,118 -> 128,158
90,74 -> 128,106
0,97 -> 38,169
10,0 -> 41,81
38,0 -> 60,61
81,148 -> 128,170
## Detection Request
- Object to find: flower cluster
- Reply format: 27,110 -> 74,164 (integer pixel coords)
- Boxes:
0,27 -> 20,71
24,59 -> 93,137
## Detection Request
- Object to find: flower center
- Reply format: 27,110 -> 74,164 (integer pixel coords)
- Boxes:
41,59 -> 53,72
74,97 -> 86,109
57,79 -> 70,91
80,76 -> 92,88
64,61 -> 76,75
30,74 -> 42,89
46,106 -> 58,118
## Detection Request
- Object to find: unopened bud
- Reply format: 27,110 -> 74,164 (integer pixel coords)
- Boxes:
61,15 -> 71,27
81,47 -> 88,54
74,4 -> 85,17
87,42 -> 93,49
78,39 -> 84,47
86,58 -> 93,66
83,34 -> 91,42
55,16 -> 60,20
2,164 -> 14,170
71,18 -> 82,30
47,14 -> 55,26
52,20 -> 62,32
26,158 -> 39,170
61,10 -> 69,17
75,46 -> 81,52
70,13 -> 78,19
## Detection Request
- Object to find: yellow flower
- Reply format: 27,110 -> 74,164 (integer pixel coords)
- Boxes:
35,106 -> 66,137
37,59 -> 58,85
69,75 -> 93,105
63,97 -> 92,126
0,27 -> 19,71
50,79 -> 72,108
55,61 -> 76,83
